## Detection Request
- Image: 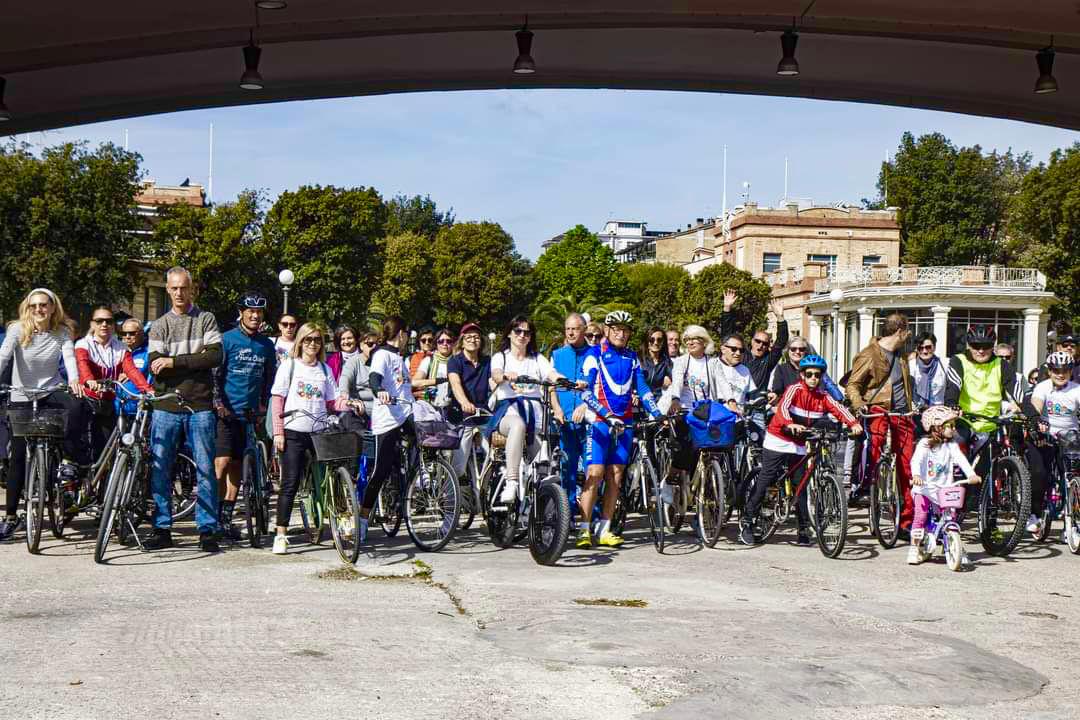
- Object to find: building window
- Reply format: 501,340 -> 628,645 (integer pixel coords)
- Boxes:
617,222 -> 641,231
873,309 -> 935,355
946,309 -> 1023,368
862,255 -> 883,266
807,254 -> 837,274
762,252 -> 782,274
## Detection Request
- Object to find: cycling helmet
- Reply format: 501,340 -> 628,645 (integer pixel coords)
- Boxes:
921,405 -> 958,432
237,290 -> 268,310
799,354 -> 828,371
1047,350 -> 1075,369
604,310 -> 633,327
965,325 -> 996,346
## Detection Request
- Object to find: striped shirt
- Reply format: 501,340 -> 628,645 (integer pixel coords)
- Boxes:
147,306 -> 222,412
0,324 -> 77,402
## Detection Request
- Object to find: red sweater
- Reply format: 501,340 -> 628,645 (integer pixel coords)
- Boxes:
766,380 -> 858,454
75,339 -> 151,401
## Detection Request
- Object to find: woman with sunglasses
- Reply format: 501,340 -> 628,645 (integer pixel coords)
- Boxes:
76,305 -> 152,491
639,325 -> 673,396
489,315 -> 572,503
337,332 -> 380,424
412,328 -> 456,407
0,288 -> 87,540
908,332 -> 945,411
274,315 -> 299,364
767,337 -> 843,406
584,322 -> 605,348
325,325 -> 359,383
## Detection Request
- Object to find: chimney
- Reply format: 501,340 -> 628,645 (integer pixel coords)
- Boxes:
696,217 -> 704,225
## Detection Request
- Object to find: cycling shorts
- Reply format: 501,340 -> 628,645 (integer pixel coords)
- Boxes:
586,420 -> 633,467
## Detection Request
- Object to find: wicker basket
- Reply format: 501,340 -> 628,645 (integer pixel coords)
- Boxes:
490,432 -> 507,449
8,407 -> 66,439
311,429 -> 361,462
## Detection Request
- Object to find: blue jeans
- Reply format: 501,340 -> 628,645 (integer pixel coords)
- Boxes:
559,421 -> 587,511
150,410 -> 218,534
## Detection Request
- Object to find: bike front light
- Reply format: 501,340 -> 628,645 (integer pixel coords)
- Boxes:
121,432 -> 136,447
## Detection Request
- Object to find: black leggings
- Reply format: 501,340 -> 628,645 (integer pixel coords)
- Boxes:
362,418 -> 415,512
276,429 -> 315,528
745,448 -> 810,528
6,392 -> 89,517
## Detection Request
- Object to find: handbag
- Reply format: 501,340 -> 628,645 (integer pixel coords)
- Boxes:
686,399 -> 738,449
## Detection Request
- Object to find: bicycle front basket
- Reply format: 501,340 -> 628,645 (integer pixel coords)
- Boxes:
416,419 -> 462,449
311,429 -> 361,462
7,407 -> 66,439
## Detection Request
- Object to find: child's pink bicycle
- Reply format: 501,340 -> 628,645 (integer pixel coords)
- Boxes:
916,480 -> 978,572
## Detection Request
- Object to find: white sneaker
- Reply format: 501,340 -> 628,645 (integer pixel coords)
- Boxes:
1026,514 -> 1041,535
272,535 -> 289,555
660,485 -> 674,506
906,544 -> 925,565
500,480 -> 519,504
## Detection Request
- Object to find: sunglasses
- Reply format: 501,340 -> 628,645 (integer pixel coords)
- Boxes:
997,354 -> 1013,362
752,338 -> 769,346
649,336 -> 664,344
511,328 -> 532,337
803,370 -> 823,379
970,344 -> 993,352
28,302 -> 51,310
723,345 -> 744,354
419,337 -> 435,344
585,333 -> 602,340
918,344 -> 935,351
302,337 -> 323,345
240,297 -> 267,309
789,347 -> 808,354
119,331 -> 139,337
437,338 -> 453,346
92,317 -> 115,324
279,321 -> 297,328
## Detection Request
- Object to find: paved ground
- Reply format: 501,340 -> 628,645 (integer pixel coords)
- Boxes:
2,493 -> 1079,720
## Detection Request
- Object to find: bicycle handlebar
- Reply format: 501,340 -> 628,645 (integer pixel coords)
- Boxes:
511,375 -> 576,390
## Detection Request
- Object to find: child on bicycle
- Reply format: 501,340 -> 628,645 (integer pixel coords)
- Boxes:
908,406 -> 981,565
1025,350 -> 1080,540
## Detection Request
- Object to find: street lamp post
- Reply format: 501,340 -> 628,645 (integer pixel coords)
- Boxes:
488,332 -> 497,356
829,287 -> 844,375
278,269 -> 295,315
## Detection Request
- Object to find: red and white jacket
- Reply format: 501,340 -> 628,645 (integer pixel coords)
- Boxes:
75,336 -> 151,402
766,380 -> 858,454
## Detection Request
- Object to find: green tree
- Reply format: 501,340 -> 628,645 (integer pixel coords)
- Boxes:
385,194 -> 454,238
878,131 -> 1030,265
263,184 -> 388,327
371,230 -> 435,328
682,264 -> 770,339
152,189 -> 271,322
533,224 -> 628,304
637,275 -> 691,332
0,140 -> 143,316
1009,144 -> 1080,326
620,262 -> 690,310
431,221 -> 531,330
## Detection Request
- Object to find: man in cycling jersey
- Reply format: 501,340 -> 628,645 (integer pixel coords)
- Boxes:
212,291 -> 276,541
576,311 -> 663,548
846,312 -> 916,537
745,354 -> 862,546
550,313 -> 589,523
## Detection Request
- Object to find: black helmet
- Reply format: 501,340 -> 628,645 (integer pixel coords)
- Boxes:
237,290 -> 267,310
965,325 -> 996,347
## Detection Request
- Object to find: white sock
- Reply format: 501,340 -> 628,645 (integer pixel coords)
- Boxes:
598,519 -> 611,537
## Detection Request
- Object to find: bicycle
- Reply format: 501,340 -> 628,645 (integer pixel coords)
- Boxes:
957,411 -> 1032,557
457,408 -> 493,531
284,409 -> 362,563
2,384 -> 72,554
626,415 -> 677,553
94,385 -> 184,563
913,479 -> 980,572
235,409 -> 272,548
481,377 -> 573,565
749,425 -> 851,558
860,408 -> 917,550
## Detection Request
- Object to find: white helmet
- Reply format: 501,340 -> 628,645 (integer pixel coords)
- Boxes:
604,310 -> 633,327
922,405 -> 958,432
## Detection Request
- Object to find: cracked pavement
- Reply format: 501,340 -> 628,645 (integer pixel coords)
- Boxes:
1,500 -> 1077,720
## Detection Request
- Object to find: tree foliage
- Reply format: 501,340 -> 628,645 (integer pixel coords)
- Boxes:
1009,144 -> 1080,326
878,131 -> 1030,265
0,141 -> 143,317
431,221 -> 531,329
620,262 -> 690,310
533,224 -> 628,304
385,194 -> 454,238
681,264 -> 770,339
152,189 -> 270,323
371,230 -> 434,329
263,185 -> 387,327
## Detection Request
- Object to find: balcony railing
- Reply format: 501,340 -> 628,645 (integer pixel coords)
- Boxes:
812,265 -> 1047,293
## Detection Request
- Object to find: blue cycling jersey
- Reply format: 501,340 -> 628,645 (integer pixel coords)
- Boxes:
213,327 -> 276,413
580,340 -> 660,421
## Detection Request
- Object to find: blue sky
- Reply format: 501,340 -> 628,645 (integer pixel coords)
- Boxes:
23,89 -> 1080,259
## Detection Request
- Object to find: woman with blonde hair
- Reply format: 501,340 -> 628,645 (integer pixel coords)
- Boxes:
268,322 -> 344,554
0,288 -> 89,540
664,324 -> 723,480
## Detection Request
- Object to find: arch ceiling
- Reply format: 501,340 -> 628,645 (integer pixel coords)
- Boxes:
2,1 -> 1080,134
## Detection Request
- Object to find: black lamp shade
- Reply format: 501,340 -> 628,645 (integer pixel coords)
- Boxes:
777,30 -> 800,76
513,29 -> 536,74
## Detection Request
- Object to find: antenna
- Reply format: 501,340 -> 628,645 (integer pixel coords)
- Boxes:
722,144 -> 728,221
208,123 -> 214,206
784,156 -> 789,202
741,181 -> 751,203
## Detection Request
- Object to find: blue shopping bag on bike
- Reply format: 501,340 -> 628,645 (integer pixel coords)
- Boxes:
686,400 -> 737,449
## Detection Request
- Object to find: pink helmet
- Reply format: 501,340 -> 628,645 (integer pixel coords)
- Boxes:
922,405 -> 958,432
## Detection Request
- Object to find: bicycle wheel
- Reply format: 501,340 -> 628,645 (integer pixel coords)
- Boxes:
753,469 -> 783,542
812,470 -> 847,558
696,459 -> 724,547
945,529 -> 964,571
378,476 -> 403,537
25,446 -> 48,554
94,451 -> 128,564
328,465 -> 361,563
457,478 -> 477,531
1067,477 -> 1080,555
529,479 -> 570,566
870,452 -> 901,548
171,453 -> 198,520
50,468 -> 71,538
978,455 -> 1030,557
486,468 -> 518,549
242,452 -> 265,549
116,454 -> 142,546
667,474 -> 688,533
298,452 -> 322,544
1036,488 -> 1054,543
405,455 -> 459,552
642,456 -> 665,553
610,468 -> 631,537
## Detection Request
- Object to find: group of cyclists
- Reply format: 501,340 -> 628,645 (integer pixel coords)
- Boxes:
2,267 -> 1079,570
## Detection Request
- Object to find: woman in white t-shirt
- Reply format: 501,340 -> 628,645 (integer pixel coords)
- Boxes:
358,317 -> 415,539
269,322 -> 342,554
489,315 -> 568,503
